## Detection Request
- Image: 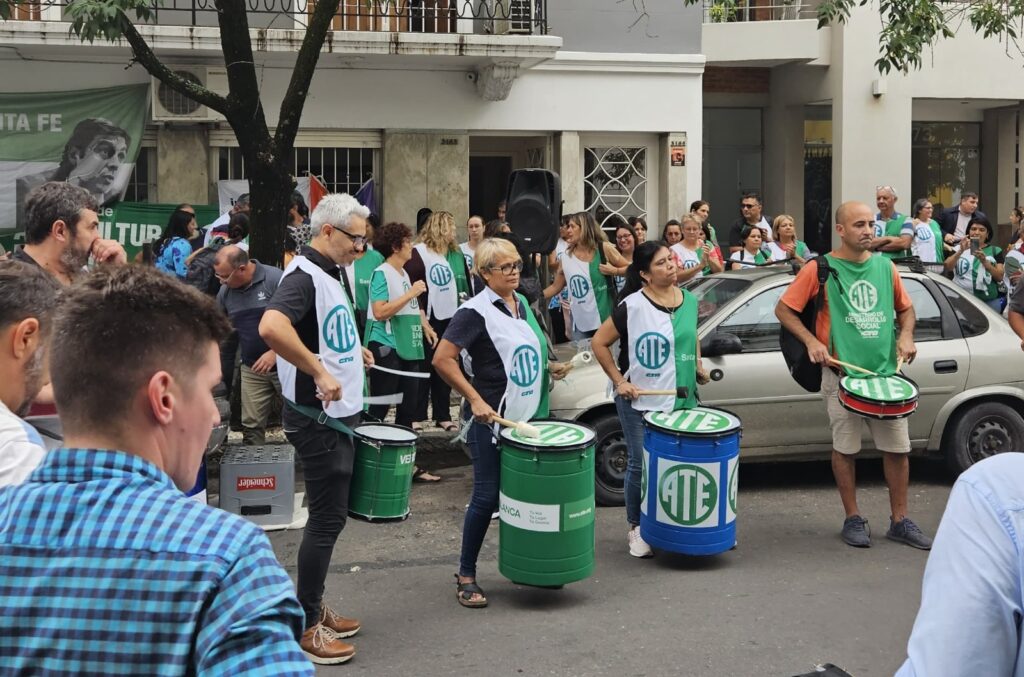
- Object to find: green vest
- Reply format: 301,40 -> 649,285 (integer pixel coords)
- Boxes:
353,249 -> 384,311
962,245 -> 1002,301
588,252 -> 614,323
671,290 -> 699,410
521,293 -> 551,418
825,254 -> 898,376
880,214 -> 908,260
446,249 -> 470,299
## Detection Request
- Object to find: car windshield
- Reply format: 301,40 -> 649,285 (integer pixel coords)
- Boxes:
684,276 -> 754,327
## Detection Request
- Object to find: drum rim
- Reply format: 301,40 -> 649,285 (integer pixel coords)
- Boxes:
642,406 -> 743,436
353,422 -> 418,444
499,417 -> 597,452
837,391 -> 917,419
838,374 -> 920,405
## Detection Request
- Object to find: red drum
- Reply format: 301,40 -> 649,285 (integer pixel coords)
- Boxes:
838,374 -> 919,420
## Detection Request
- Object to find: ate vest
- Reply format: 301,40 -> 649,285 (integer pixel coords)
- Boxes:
459,241 -> 476,272
824,254 -> 897,377
366,263 -> 425,361
561,248 -> 613,332
415,243 -> 469,321
909,219 -> 944,263
670,243 -> 704,279
277,255 -> 365,418
623,289 -> 699,412
953,246 -> 1001,301
352,249 -> 384,312
461,290 -> 549,423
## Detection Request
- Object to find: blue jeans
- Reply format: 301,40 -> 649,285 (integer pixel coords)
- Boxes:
459,421 -> 501,578
615,395 -> 646,527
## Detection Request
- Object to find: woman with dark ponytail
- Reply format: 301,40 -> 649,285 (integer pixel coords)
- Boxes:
592,241 -> 710,559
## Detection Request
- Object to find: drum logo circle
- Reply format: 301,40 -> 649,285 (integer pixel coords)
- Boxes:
659,463 -> 717,526
429,263 -> 453,287
848,280 -> 878,313
636,332 -> 670,370
641,454 -> 648,504
728,462 -> 738,515
531,423 -> 586,446
323,305 -> 357,353
569,275 -> 591,299
510,345 -> 540,387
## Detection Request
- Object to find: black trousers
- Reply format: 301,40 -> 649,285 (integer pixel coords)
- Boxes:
283,407 -> 360,629
366,341 -> 422,428
418,316 -> 454,424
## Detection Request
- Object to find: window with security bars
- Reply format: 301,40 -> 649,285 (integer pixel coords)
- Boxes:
583,146 -> 647,231
123,147 -> 155,203
218,146 -> 377,196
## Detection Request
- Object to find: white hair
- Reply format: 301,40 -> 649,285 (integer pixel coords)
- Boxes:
310,193 -> 370,233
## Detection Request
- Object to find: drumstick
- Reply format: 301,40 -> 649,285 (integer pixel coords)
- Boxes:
492,415 -> 541,439
897,356 -> 904,373
828,359 -> 877,376
636,386 -> 690,398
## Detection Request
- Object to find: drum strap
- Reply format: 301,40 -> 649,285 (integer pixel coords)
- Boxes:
285,399 -> 356,438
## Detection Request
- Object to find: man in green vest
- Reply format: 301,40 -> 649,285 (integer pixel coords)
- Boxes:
869,185 -> 913,260
777,201 -> 933,551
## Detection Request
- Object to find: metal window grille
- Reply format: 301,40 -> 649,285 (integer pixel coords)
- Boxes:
583,146 -> 647,231
218,146 -> 377,196
124,147 -> 154,203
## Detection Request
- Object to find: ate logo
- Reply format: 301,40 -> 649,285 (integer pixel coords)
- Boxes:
915,225 -> 933,242
510,345 -> 540,387
429,263 -> 453,287
323,304 -> 357,353
728,462 -> 738,515
402,280 -> 419,310
873,222 -> 884,238
682,259 -> 698,269
635,331 -> 670,370
955,257 -> 971,278
659,463 -> 717,526
847,280 -> 879,313
569,275 -> 591,300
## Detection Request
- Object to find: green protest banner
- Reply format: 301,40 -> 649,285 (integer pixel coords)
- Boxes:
101,202 -> 220,260
0,84 -> 149,240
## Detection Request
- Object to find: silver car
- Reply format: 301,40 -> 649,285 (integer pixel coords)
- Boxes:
549,264 -> 1024,505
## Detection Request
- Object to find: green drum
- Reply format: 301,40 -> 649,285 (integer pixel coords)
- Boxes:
348,423 -> 417,522
498,419 -> 597,587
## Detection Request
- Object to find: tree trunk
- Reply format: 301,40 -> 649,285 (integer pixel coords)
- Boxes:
246,162 -> 293,267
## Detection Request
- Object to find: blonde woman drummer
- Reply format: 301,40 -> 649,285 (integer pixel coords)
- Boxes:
542,211 -> 629,347
592,241 -> 709,559
433,239 -> 568,608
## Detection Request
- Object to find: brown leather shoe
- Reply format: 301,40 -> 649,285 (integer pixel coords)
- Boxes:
321,605 -> 361,639
300,623 -> 355,665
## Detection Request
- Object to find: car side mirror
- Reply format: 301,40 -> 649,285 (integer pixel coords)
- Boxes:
701,331 -> 743,358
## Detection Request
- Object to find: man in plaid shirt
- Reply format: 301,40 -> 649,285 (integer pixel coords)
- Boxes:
0,265 -> 312,676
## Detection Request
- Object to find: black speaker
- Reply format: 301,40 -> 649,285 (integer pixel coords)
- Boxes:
505,169 -> 561,254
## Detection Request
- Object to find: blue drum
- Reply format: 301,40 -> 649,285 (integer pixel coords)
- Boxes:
640,407 -> 741,555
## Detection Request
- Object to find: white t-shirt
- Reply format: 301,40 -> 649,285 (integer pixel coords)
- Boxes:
955,211 -> 973,240
0,401 -> 47,488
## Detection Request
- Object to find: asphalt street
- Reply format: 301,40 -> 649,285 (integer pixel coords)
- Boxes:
222,441 -> 956,677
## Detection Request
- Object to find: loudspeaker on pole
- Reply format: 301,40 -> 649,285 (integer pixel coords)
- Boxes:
505,169 -> 562,254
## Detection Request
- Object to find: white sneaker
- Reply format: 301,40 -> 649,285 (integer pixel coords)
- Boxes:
628,526 -> 653,558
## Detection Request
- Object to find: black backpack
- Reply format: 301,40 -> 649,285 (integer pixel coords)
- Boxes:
779,256 -> 832,392
185,240 -> 227,296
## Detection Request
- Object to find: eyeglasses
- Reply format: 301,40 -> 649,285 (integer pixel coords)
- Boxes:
331,224 -> 367,247
489,260 -> 524,275
616,233 -> 634,241
740,203 -> 758,209
214,266 -> 241,282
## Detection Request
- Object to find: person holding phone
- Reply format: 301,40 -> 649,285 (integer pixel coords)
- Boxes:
944,216 -> 1005,312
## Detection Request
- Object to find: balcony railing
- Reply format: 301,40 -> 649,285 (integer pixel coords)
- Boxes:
703,0 -> 813,22
6,0 -> 548,34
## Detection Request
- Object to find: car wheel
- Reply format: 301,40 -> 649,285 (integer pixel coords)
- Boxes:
590,412 -> 627,506
944,401 -> 1024,475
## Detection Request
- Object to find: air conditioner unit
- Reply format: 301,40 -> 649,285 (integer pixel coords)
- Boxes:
489,0 -> 533,35
150,67 -> 228,123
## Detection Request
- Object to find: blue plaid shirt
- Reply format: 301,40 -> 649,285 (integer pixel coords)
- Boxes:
0,448 -> 312,676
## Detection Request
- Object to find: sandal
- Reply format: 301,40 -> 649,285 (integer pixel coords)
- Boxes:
413,466 -> 442,483
454,574 -> 488,608
439,421 -> 459,433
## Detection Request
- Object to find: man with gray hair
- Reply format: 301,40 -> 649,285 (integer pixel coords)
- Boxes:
869,185 -> 913,259
260,193 -> 374,665
0,261 -> 62,487
214,244 -> 283,445
15,182 -> 127,285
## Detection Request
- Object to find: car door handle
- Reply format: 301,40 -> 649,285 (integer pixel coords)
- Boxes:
934,360 -> 958,374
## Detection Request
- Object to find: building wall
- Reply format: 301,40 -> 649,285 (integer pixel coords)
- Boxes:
547,0 -> 701,54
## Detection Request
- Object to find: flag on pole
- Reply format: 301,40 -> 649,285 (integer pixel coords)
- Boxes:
354,178 -> 377,216
309,174 -> 328,212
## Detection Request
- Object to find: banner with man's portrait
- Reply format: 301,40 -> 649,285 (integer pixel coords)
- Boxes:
0,84 -> 149,250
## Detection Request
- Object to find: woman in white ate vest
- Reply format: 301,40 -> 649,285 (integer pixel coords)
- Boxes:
433,238 -> 569,609
407,211 -> 471,432
592,241 -> 710,559
542,211 -> 629,347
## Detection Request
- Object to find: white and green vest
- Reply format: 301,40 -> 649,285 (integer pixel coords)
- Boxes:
953,246 -> 1000,301
670,243 -> 704,280
366,263 -> 424,361
561,250 -> 603,332
415,243 -> 459,320
909,219 -> 943,263
278,255 -> 364,418
623,289 -> 699,413
459,241 -> 476,273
